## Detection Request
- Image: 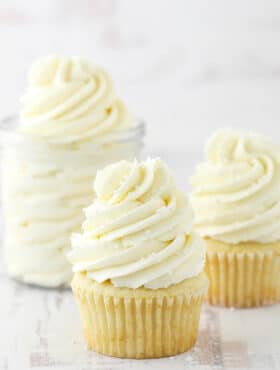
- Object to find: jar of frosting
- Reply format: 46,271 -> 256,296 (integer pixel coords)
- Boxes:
1,56 -> 145,287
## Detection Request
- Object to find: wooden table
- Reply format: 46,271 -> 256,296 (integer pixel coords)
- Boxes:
1,254 -> 280,370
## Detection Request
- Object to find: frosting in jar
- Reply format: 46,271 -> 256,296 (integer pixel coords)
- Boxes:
68,158 -> 205,289
190,128 -> 280,244
2,55 -> 142,287
20,55 -> 133,144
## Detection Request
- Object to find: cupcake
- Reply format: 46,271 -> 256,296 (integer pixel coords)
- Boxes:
190,129 -> 280,307
68,158 -> 208,358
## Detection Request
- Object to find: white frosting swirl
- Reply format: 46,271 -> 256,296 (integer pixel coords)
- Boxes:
191,129 -> 280,244
20,55 -> 133,144
2,135 -> 140,287
68,158 -> 205,289
2,55 -> 142,287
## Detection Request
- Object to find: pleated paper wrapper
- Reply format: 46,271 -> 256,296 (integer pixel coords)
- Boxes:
72,272 -> 208,359
205,238 -> 280,308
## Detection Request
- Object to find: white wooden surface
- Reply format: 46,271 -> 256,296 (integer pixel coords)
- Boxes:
1,242 -> 280,370
1,1 -> 280,369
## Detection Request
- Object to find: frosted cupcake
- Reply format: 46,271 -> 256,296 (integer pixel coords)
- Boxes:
191,129 -> 280,307
68,158 -> 208,358
1,56 -> 143,287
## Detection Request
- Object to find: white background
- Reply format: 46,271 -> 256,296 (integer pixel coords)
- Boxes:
1,0 -> 280,157
1,2 -> 280,370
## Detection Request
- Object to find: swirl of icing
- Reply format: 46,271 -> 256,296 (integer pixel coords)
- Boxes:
20,55 -> 133,143
68,158 -> 205,289
191,129 -> 280,244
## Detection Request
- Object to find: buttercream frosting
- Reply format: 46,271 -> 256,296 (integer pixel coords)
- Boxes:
2,55 -> 141,287
191,128 -> 280,244
68,158 -> 205,289
20,55 -> 133,144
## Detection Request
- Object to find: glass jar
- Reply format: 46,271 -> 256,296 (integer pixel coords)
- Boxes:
1,117 -> 145,287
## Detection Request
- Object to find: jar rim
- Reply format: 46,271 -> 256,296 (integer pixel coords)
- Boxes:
0,115 -> 145,146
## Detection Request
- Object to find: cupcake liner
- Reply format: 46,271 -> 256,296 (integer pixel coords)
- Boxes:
205,239 -> 280,307
72,272 -> 208,359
